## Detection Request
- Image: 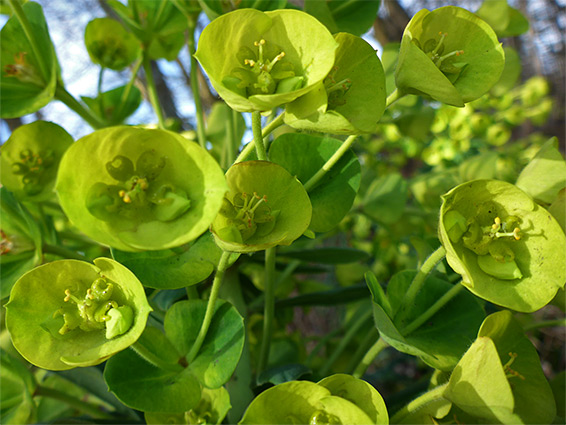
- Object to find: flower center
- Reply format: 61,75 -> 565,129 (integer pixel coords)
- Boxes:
54,276 -> 133,339
503,352 -> 525,380
11,148 -> 55,196
419,32 -> 466,76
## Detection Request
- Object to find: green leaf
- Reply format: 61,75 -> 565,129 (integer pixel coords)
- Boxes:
476,0 -> 529,37
165,300 -> 245,389
304,0 -> 381,36
363,172 -> 408,224
318,373 -> 389,424
56,126 -> 228,251
439,180 -> 566,312
211,161 -> 312,253
104,347 -> 201,413
5,258 -> 152,370
81,84 -> 142,126
0,349 -> 37,425
285,32 -> 386,134
490,46 -> 521,97
257,363 -> 311,386
371,271 -> 485,371
145,387 -> 231,425
278,247 -> 369,264
195,9 -> 338,112
84,18 -> 140,70
0,121 -> 73,202
395,6 -> 505,106
269,133 -> 361,232
515,137 -> 566,205
0,1 -> 58,118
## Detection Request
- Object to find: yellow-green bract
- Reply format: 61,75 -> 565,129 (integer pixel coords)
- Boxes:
439,179 -> 566,312
56,126 -> 227,251
5,258 -> 151,371
195,8 -> 338,112
211,161 -> 312,253
395,6 -> 505,107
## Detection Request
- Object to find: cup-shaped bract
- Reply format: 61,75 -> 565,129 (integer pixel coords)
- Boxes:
195,9 -> 338,112
0,121 -> 73,201
285,32 -> 386,135
56,126 -> 227,251
395,6 -> 505,107
5,258 -> 152,370
211,161 -> 312,253
84,18 -> 140,71
439,180 -> 566,312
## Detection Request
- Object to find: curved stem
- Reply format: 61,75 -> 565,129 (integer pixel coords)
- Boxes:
303,134 -> 357,192
401,281 -> 464,336
319,308 -> 373,377
385,88 -> 404,109
251,111 -> 267,160
142,52 -> 166,129
54,85 -> 104,129
352,336 -> 388,379
234,111 -> 285,164
390,383 -> 449,424
9,0 -> 49,82
257,247 -> 277,377
186,251 -> 231,363
187,18 -> 206,149
35,385 -> 113,419
395,246 -> 446,323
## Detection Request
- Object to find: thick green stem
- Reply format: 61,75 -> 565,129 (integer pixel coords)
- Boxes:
523,318 -> 566,332
390,383 -> 449,424
187,18 -> 207,149
385,88 -> 404,108
251,111 -> 267,161
319,308 -> 372,377
257,247 -> 277,376
35,385 -> 113,419
42,243 -> 87,261
187,251 -> 231,363
352,337 -> 388,379
401,282 -> 464,336
9,0 -> 49,82
396,246 -> 446,323
303,134 -> 357,192
142,52 -> 166,129
54,85 -> 104,129
234,112 -> 285,164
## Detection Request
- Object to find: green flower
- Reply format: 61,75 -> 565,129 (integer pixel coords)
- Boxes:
5,258 -> 151,370
56,126 -> 227,251
285,32 -> 386,135
84,18 -> 140,70
195,9 -> 338,112
439,180 -> 566,312
395,6 -> 505,106
0,121 -> 73,201
211,161 -> 311,253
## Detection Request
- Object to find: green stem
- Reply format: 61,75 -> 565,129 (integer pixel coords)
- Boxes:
9,0 -> 49,82
319,308 -> 373,377
523,318 -> 566,332
352,337 -> 388,379
401,281 -> 464,336
304,134 -> 357,192
390,383 -> 449,424
225,107 -> 237,168
35,385 -> 113,419
142,52 -> 166,129
187,18 -> 207,149
305,328 -> 342,368
385,88 -> 404,108
257,247 -> 277,377
251,111 -> 267,160
115,56 -> 143,120
234,111 -> 285,164
97,66 -> 105,116
186,285 -> 199,300
186,251 -> 231,363
347,327 -> 379,374
42,243 -> 87,261
396,246 -> 446,323
54,85 -> 104,129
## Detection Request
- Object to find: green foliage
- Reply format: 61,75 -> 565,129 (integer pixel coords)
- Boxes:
84,18 -> 140,70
